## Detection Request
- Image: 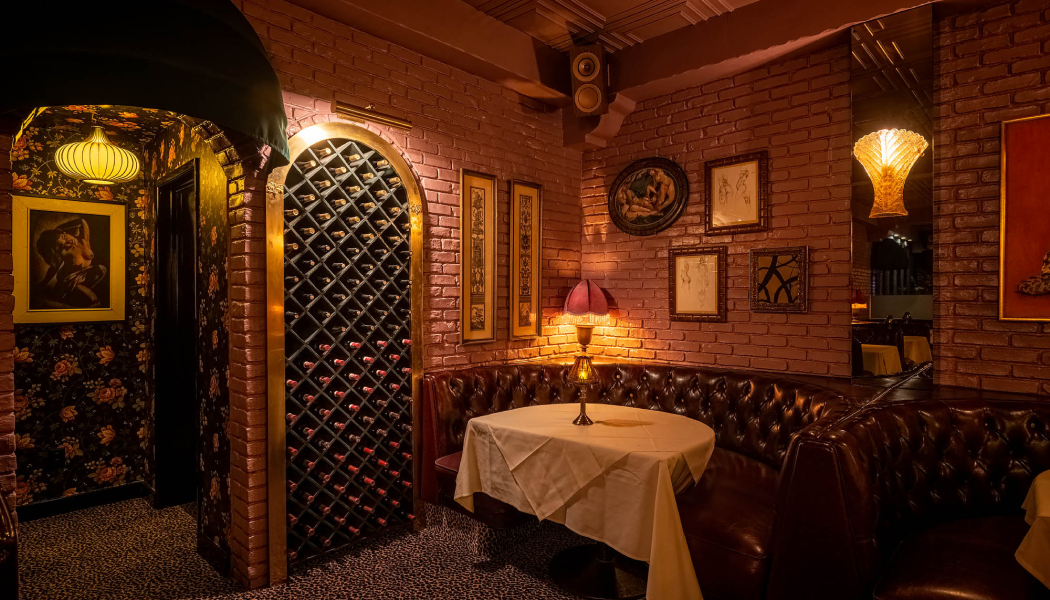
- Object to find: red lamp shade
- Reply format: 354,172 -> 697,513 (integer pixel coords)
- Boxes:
563,279 -> 609,318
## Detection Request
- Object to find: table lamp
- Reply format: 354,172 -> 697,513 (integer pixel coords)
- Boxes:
564,279 -> 610,426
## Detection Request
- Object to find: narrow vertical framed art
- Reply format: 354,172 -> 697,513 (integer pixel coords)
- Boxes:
510,180 -> 542,338
460,169 -> 498,343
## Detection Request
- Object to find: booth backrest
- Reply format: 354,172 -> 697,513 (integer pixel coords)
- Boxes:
768,398 -> 1050,599
421,363 -> 853,503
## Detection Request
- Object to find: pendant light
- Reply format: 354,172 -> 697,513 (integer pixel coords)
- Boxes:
55,119 -> 140,185
853,129 -> 928,218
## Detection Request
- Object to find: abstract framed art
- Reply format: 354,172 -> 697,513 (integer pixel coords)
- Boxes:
669,245 -> 727,322
1000,114 -> 1050,321
510,180 -> 542,338
704,151 -> 768,235
13,194 -> 126,324
460,169 -> 498,342
750,246 -> 808,313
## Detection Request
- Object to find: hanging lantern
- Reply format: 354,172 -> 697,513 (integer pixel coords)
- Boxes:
55,126 -> 140,185
853,129 -> 928,219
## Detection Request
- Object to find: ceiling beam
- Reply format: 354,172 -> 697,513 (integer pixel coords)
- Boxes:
292,0 -> 572,102
609,0 -> 950,103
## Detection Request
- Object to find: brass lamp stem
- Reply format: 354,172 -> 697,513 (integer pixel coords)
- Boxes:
575,323 -> 594,353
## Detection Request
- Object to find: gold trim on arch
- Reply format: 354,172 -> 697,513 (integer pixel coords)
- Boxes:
265,121 -> 426,585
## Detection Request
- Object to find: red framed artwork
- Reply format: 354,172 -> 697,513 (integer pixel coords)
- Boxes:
1000,114 -> 1050,321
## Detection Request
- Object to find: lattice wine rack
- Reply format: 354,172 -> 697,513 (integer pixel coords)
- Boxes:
282,138 -> 414,564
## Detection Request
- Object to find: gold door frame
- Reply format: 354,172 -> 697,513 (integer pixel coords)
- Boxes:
265,121 -> 426,584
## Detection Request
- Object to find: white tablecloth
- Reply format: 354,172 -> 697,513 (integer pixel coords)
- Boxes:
455,403 -> 716,600
1018,470 -> 1050,589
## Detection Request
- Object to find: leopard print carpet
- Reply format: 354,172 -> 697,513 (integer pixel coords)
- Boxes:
19,499 -> 589,600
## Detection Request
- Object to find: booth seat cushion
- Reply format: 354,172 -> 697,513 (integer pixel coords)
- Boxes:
435,451 -> 532,530
677,447 -> 780,600
873,515 -> 1050,600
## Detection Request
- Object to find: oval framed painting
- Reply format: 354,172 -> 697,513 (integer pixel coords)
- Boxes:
607,157 -> 689,236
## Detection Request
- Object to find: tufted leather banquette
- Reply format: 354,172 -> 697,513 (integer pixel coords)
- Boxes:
421,363 -> 854,600
0,491 -> 15,600
768,398 -> 1050,600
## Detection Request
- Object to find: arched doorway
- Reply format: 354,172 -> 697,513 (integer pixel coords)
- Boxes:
265,121 -> 426,583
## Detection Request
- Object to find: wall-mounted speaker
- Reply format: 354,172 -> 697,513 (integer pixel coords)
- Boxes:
569,44 -> 608,117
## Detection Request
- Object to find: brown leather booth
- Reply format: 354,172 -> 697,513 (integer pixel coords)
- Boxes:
421,363 -> 854,600
769,398 -> 1050,600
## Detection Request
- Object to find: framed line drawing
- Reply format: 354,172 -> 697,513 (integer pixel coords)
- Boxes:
705,151 -> 769,235
750,246 -> 808,313
669,245 -> 727,322
460,169 -> 497,342
510,180 -> 542,338
999,114 -> 1050,321
13,194 -> 126,324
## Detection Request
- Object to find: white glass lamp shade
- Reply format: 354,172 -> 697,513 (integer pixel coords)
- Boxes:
55,126 -> 140,185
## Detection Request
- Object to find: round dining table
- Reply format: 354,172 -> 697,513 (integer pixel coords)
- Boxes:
454,402 -> 716,600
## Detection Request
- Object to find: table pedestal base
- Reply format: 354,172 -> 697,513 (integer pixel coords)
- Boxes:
550,543 -> 648,600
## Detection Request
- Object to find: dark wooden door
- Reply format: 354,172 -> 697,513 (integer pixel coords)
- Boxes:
154,164 -> 199,510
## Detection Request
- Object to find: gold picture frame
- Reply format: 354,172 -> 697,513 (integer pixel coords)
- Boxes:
510,180 -> 542,338
460,169 -> 498,343
13,194 -> 126,324
669,245 -> 727,322
999,113 -> 1050,322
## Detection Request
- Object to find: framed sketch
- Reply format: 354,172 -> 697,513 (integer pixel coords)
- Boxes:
13,195 -> 126,324
704,151 -> 768,234
750,246 -> 808,313
1000,114 -> 1050,321
607,157 -> 689,236
669,245 -> 727,322
460,169 -> 497,342
510,180 -> 542,338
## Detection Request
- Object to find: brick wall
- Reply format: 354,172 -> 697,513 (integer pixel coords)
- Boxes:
238,0 -> 584,372
580,46 -> 854,376
934,0 -> 1050,395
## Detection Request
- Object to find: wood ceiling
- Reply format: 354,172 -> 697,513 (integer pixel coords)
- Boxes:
463,0 -> 762,52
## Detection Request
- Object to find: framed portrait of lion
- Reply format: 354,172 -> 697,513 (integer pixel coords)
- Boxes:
607,157 -> 689,236
13,195 -> 126,324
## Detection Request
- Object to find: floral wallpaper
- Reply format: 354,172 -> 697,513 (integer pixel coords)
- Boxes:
12,106 -> 232,573
144,121 -> 232,570
11,106 -> 175,505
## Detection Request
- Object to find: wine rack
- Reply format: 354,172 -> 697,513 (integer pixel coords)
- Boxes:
283,138 -> 414,564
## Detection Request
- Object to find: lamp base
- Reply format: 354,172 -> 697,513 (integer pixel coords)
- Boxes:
550,543 -> 648,600
573,410 -> 594,426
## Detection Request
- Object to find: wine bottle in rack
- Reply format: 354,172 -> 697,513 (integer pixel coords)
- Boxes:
296,158 -> 318,169
285,209 -> 299,217
361,172 -> 375,180
299,227 -> 316,236
375,190 -> 388,198
361,202 -> 376,210
285,275 -> 299,285
315,180 -> 334,190
388,177 -> 402,187
345,152 -> 362,162
299,193 -> 317,203
345,185 -> 362,193
316,213 -> 333,222
285,243 -> 299,252
331,326 -> 347,335
375,159 -> 389,168
285,311 -> 299,322
331,231 -> 347,239
361,233 -> 375,241
331,166 -> 349,175
375,219 -> 389,227
331,262 -> 347,270
316,243 -> 333,253
331,198 -> 348,207
298,258 -> 317,269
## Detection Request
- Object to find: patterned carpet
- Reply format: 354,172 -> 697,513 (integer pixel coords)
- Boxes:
19,498 -> 588,600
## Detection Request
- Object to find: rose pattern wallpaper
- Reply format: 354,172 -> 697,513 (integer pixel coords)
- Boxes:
12,106 -> 172,505
13,106 -> 232,572
144,121 -> 231,568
